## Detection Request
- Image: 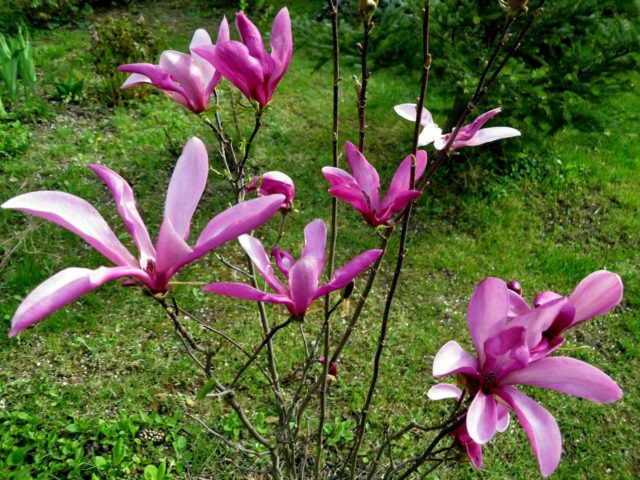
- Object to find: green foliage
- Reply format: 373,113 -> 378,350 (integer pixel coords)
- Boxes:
53,75 -> 85,103
0,26 -> 36,113
0,1 -> 136,30
90,14 -> 167,106
296,0 -> 640,177
0,120 -> 30,159
0,405 -> 188,479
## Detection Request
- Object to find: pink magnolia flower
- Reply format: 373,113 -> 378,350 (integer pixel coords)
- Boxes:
394,104 -> 520,150
192,8 -> 292,108
2,137 -> 284,337
427,383 -> 510,469
322,142 -> 427,227
247,171 -> 295,210
204,219 -> 382,318
118,23 -> 230,113
431,275 -> 623,476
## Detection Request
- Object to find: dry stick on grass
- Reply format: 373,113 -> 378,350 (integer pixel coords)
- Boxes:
316,0 -> 342,477
346,3 -> 432,477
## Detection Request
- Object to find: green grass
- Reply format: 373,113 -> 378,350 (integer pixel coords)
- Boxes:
1,1 -> 639,478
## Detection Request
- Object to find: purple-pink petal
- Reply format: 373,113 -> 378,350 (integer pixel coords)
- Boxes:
8,266 -> 149,337
268,7 -> 293,97
2,191 -> 137,268
315,249 -> 383,298
288,257 -> 320,315
188,194 -> 284,269
194,41 -> 266,106
163,137 -> 209,241
301,219 -> 327,273
321,166 -> 359,189
496,386 -> 561,477
327,185 -> 371,218
344,141 -> 380,209
463,126 -> 521,147
501,357 -> 623,404
204,281 -> 293,307
427,383 -> 462,401
568,270 -> 623,327
466,390 -> 498,445
468,277 -> 509,364
272,248 -> 296,278
381,150 -> 427,211
154,218 -> 192,290
432,340 -> 478,378
88,164 -> 156,267
239,235 -> 286,294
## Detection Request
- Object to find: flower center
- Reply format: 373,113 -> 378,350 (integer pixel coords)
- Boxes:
482,371 -> 497,389
145,259 -> 156,277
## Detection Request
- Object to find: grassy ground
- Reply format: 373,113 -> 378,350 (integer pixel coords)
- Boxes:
1,1 -> 639,478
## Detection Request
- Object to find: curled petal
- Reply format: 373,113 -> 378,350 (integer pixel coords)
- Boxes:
467,390 -> 498,445
427,383 -> 462,401
327,184 -> 371,218
9,266 -> 149,337
272,248 -> 296,278
432,340 -> 478,378
393,103 -> 435,127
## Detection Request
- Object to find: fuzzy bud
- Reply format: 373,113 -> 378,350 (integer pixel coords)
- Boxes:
360,0 -> 379,18
499,0 -> 529,17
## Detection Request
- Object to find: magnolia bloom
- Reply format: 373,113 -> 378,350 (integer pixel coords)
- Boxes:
204,219 -> 382,317
2,137 -> 284,337
394,104 -> 520,150
247,171 -> 295,210
431,275 -> 623,477
118,23 -> 230,113
322,142 -> 427,227
193,8 -> 292,108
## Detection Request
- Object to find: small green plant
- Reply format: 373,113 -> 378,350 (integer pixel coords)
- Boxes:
53,75 -> 85,103
0,25 -> 36,113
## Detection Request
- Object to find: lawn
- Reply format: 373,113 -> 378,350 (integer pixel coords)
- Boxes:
0,1 -> 639,478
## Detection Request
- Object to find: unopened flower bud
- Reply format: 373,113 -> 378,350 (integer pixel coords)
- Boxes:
506,280 -> 522,296
317,356 -> 338,376
247,171 -> 295,211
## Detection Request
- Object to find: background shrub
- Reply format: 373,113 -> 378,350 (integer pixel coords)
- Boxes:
90,14 -> 167,106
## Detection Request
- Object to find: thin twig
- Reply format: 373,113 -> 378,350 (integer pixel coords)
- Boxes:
347,4 -> 432,476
